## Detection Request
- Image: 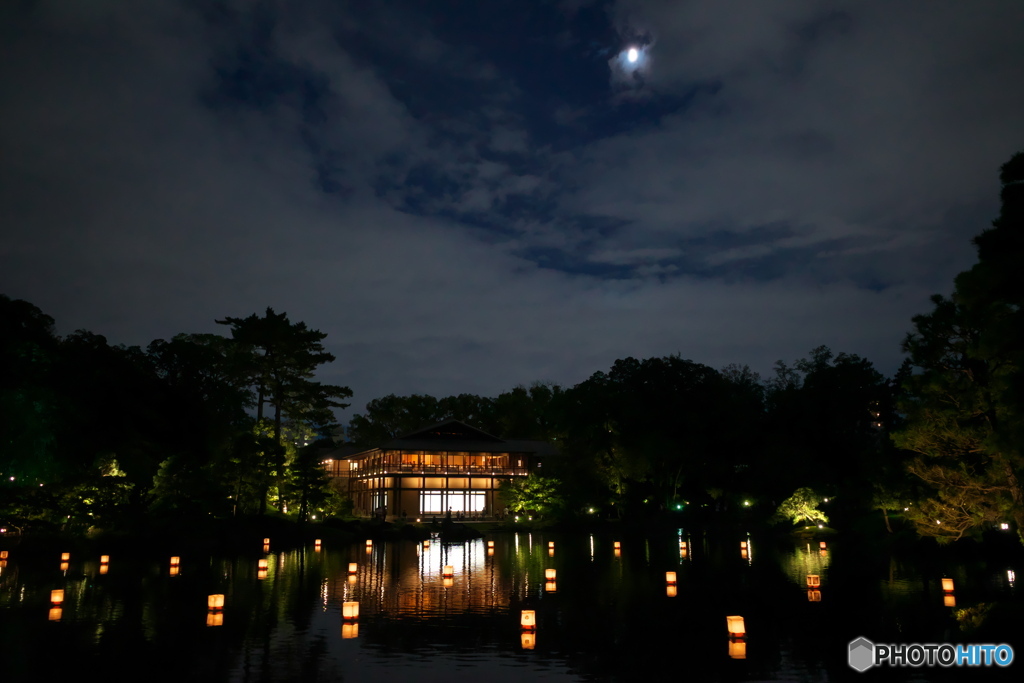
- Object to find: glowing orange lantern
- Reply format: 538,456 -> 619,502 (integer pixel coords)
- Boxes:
342,601 -> 359,620
208,594 -> 225,610
521,610 -> 537,630
258,559 -> 268,570
170,566 -> 180,577
806,574 -> 820,588
941,578 -> 954,592
679,541 -> 687,550
365,539 -> 373,547
61,553 -> 70,561
170,556 -> 180,566
60,562 -> 69,571
100,555 -> 109,564
487,540 -> 495,548
666,571 -> 677,584
50,589 -> 64,604
726,616 -> 745,637
548,549 -> 554,557
263,538 -> 270,545
348,562 -> 358,574
443,565 -> 454,577
614,549 -> 621,558
613,541 -> 621,549
0,550 -> 7,559
423,540 -> 430,548
740,541 -> 747,549
819,541 -> 827,550
99,564 -> 108,575
545,568 -> 556,580
548,541 -> 555,549
740,548 -> 748,559
257,568 -> 267,580
487,548 -> 494,557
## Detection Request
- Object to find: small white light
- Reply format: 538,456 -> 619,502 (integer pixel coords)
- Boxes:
627,48 -> 638,63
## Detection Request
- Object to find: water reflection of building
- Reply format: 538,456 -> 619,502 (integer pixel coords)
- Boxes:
321,421 -> 557,520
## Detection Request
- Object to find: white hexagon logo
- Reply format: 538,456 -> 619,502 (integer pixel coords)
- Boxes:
848,637 -> 875,672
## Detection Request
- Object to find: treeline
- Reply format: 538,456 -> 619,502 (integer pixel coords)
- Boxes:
0,305 -> 351,532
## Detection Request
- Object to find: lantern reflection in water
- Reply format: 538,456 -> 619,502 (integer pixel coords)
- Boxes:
49,607 -> 62,621
614,549 -> 621,558
60,562 -> 69,571
342,623 -> 359,639
207,612 -> 223,627
521,610 -> 537,630
545,568 -> 556,580
807,574 -> 820,588
521,632 -> 536,650
258,568 -> 267,580
548,549 -> 554,557
545,581 -> 557,593
99,564 -> 108,575
258,559 -> 268,570
944,594 -> 956,607
443,577 -> 454,588
170,566 -> 180,577
729,639 -> 747,659
808,590 -> 821,602
666,584 -> 677,597
342,602 -> 359,620
208,594 -> 225,610
100,555 -> 110,564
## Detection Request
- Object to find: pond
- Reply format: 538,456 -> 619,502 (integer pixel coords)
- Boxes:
0,531 -> 1020,682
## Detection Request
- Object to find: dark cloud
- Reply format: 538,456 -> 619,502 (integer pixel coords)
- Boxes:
2,0 -> 1022,422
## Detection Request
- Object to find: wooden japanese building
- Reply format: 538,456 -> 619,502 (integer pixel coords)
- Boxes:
322,420 -> 558,520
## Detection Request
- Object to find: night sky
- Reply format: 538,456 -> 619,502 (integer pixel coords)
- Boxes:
3,1 -> 1023,418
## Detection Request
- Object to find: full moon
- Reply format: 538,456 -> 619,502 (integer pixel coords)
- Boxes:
627,48 -> 639,63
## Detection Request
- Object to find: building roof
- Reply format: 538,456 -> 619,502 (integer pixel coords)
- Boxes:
338,419 -> 559,459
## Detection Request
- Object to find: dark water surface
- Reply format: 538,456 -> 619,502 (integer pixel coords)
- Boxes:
1,532 -> 1020,682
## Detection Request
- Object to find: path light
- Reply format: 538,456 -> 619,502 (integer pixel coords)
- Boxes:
808,590 -> 821,602
443,565 -> 454,577
51,590 -> 64,605
348,563 -> 358,574
666,584 -> 677,597
729,640 -> 747,659
807,575 -> 820,588
941,578 -> 955,592
726,616 -> 745,638
521,610 -> 537,630
342,623 -> 358,639
208,594 -> 225,610
666,571 -> 677,584
342,601 -> 359,620
521,632 -> 536,650
545,569 -> 556,580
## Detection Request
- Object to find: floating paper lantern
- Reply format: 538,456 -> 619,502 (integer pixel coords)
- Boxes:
726,616 -> 745,637
263,538 -> 270,545
521,632 -> 536,650
0,551 -> 7,559
548,542 -> 555,549
666,571 -> 677,584
208,594 -> 225,610
365,540 -> 373,547
806,574 -> 820,588
61,553 -> 70,561
342,623 -> 358,639
171,556 -> 180,566
100,555 -> 109,564
521,610 -> 537,630
740,541 -> 747,549
423,540 -> 430,548
941,578 -> 954,592
314,539 -> 322,546
342,601 -> 359,620
206,612 -> 223,627
443,565 -> 454,577
545,568 -> 556,580
258,559 -> 268,570
679,541 -> 687,549
808,590 -> 821,602
729,640 -> 747,659
487,541 -> 495,548
613,542 -> 621,549
348,562 -> 358,574
666,584 -> 677,597
50,589 -> 64,605
819,541 -> 827,550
